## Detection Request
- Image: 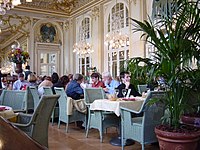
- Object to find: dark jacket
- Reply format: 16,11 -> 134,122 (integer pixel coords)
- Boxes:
117,83 -> 141,98
52,81 -> 65,94
66,80 -> 84,100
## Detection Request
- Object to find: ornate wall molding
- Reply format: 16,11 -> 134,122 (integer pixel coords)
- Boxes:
91,6 -> 100,20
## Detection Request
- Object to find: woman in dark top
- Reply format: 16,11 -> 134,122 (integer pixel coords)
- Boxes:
52,75 -> 69,94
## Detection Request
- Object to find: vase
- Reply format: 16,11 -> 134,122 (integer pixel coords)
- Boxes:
15,63 -> 23,74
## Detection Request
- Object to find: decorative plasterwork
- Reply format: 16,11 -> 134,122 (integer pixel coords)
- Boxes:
91,6 -> 100,20
19,0 -> 95,15
128,0 -> 137,5
64,20 -> 70,30
0,15 -> 30,45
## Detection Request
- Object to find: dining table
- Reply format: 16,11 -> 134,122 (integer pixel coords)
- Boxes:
90,97 -> 145,116
89,97 -> 145,146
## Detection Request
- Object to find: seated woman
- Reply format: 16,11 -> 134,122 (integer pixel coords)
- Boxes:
52,75 -> 69,94
38,76 -> 53,96
91,73 -> 106,88
66,73 -> 84,100
117,71 -> 141,98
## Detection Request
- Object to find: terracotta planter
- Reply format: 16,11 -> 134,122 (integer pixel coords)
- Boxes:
155,126 -> 200,150
181,115 -> 200,128
15,63 -> 23,74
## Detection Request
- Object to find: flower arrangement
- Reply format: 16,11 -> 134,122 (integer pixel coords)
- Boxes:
8,48 -> 30,64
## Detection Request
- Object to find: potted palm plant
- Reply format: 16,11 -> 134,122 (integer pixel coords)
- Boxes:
130,0 -> 200,149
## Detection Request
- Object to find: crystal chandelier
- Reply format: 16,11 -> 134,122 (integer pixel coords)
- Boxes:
73,26 -> 93,56
73,41 -> 93,56
0,0 -> 32,15
104,8 -> 129,49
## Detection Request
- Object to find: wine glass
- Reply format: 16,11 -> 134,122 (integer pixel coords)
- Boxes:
114,88 -> 119,97
122,89 -> 127,98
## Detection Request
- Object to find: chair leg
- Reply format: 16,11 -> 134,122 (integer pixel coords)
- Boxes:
99,129 -> 103,143
66,123 -> 69,133
58,120 -> 60,129
142,144 -> 144,150
51,110 -> 55,126
86,114 -> 91,138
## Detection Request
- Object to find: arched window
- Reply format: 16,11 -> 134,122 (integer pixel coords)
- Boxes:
105,2 -> 129,77
76,17 -> 92,76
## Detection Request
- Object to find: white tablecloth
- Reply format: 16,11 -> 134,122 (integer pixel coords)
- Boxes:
0,105 -> 17,119
90,98 -> 144,116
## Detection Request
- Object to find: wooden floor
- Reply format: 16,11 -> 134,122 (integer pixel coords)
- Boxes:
48,122 -> 159,150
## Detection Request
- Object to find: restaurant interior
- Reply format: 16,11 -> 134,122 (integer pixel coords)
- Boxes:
0,0 -> 199,150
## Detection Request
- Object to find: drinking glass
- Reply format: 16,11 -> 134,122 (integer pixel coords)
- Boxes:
115,88 -> 119,97
122,89 -> 127,97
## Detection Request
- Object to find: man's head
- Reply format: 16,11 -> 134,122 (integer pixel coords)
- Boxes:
120,71 -> 131,83
18,73 -> 25,81
73,73 -> 84,83
102,71 -> 112,84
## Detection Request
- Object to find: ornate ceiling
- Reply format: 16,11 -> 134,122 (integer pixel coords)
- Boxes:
0,0 -> 100,50
17,0 -> 96,16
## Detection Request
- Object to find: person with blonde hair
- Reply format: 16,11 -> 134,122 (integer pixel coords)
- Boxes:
27,73 -> 37,86
38,76 -> 53,96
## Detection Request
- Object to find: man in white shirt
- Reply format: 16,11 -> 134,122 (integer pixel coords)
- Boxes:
13,73 -> 30,90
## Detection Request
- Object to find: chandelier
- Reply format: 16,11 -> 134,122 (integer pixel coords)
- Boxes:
73,41 -> 93,56
73,25 -> 93,56
0,0 -> 32,15
104,7 -> 129,49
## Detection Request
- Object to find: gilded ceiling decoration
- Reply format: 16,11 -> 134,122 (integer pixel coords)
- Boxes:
20,0 -> 95,15
0,15 -> 30,45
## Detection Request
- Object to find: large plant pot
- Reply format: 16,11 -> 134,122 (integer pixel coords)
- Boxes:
155,126 -> 200,150
15,63 -> 23,74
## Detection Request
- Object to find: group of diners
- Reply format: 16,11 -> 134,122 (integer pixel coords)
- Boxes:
10,70 -> 141,100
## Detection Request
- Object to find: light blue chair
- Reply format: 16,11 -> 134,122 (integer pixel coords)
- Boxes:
43,87 -> 59,125
137,84 -> 148,94
120,91 -> 166,150
0,90 -> 27,112
12,95 -> 60,148
84,88 -> 120,142
28,86 -> 40,111
54,87 -> 86,132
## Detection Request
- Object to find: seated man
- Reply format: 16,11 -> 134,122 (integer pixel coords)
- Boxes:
66,73 -> 84,100
117,71 -> 141,98
102,71 -> 120,94
13,73 -> 30,90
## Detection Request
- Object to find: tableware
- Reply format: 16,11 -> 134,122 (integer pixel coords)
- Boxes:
114,88 -> 119,96
0,106 -> 6,111
122,98 -> 135,101
122,89 -> 127,97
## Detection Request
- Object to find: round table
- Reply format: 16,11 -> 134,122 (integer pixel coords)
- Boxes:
0,105 -> 17,119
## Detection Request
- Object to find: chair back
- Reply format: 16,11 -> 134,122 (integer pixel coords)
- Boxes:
30,95 -> 60,147
136,91 -> 165,113
54,87 -> 67,116
84,88 -> 105,105
142,91 -> 166,123
137,84 -> 148,94
0,90 -> 26,111
26,86 -> 34,112
43,87 -> 53,95
29,86 -> 40,111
